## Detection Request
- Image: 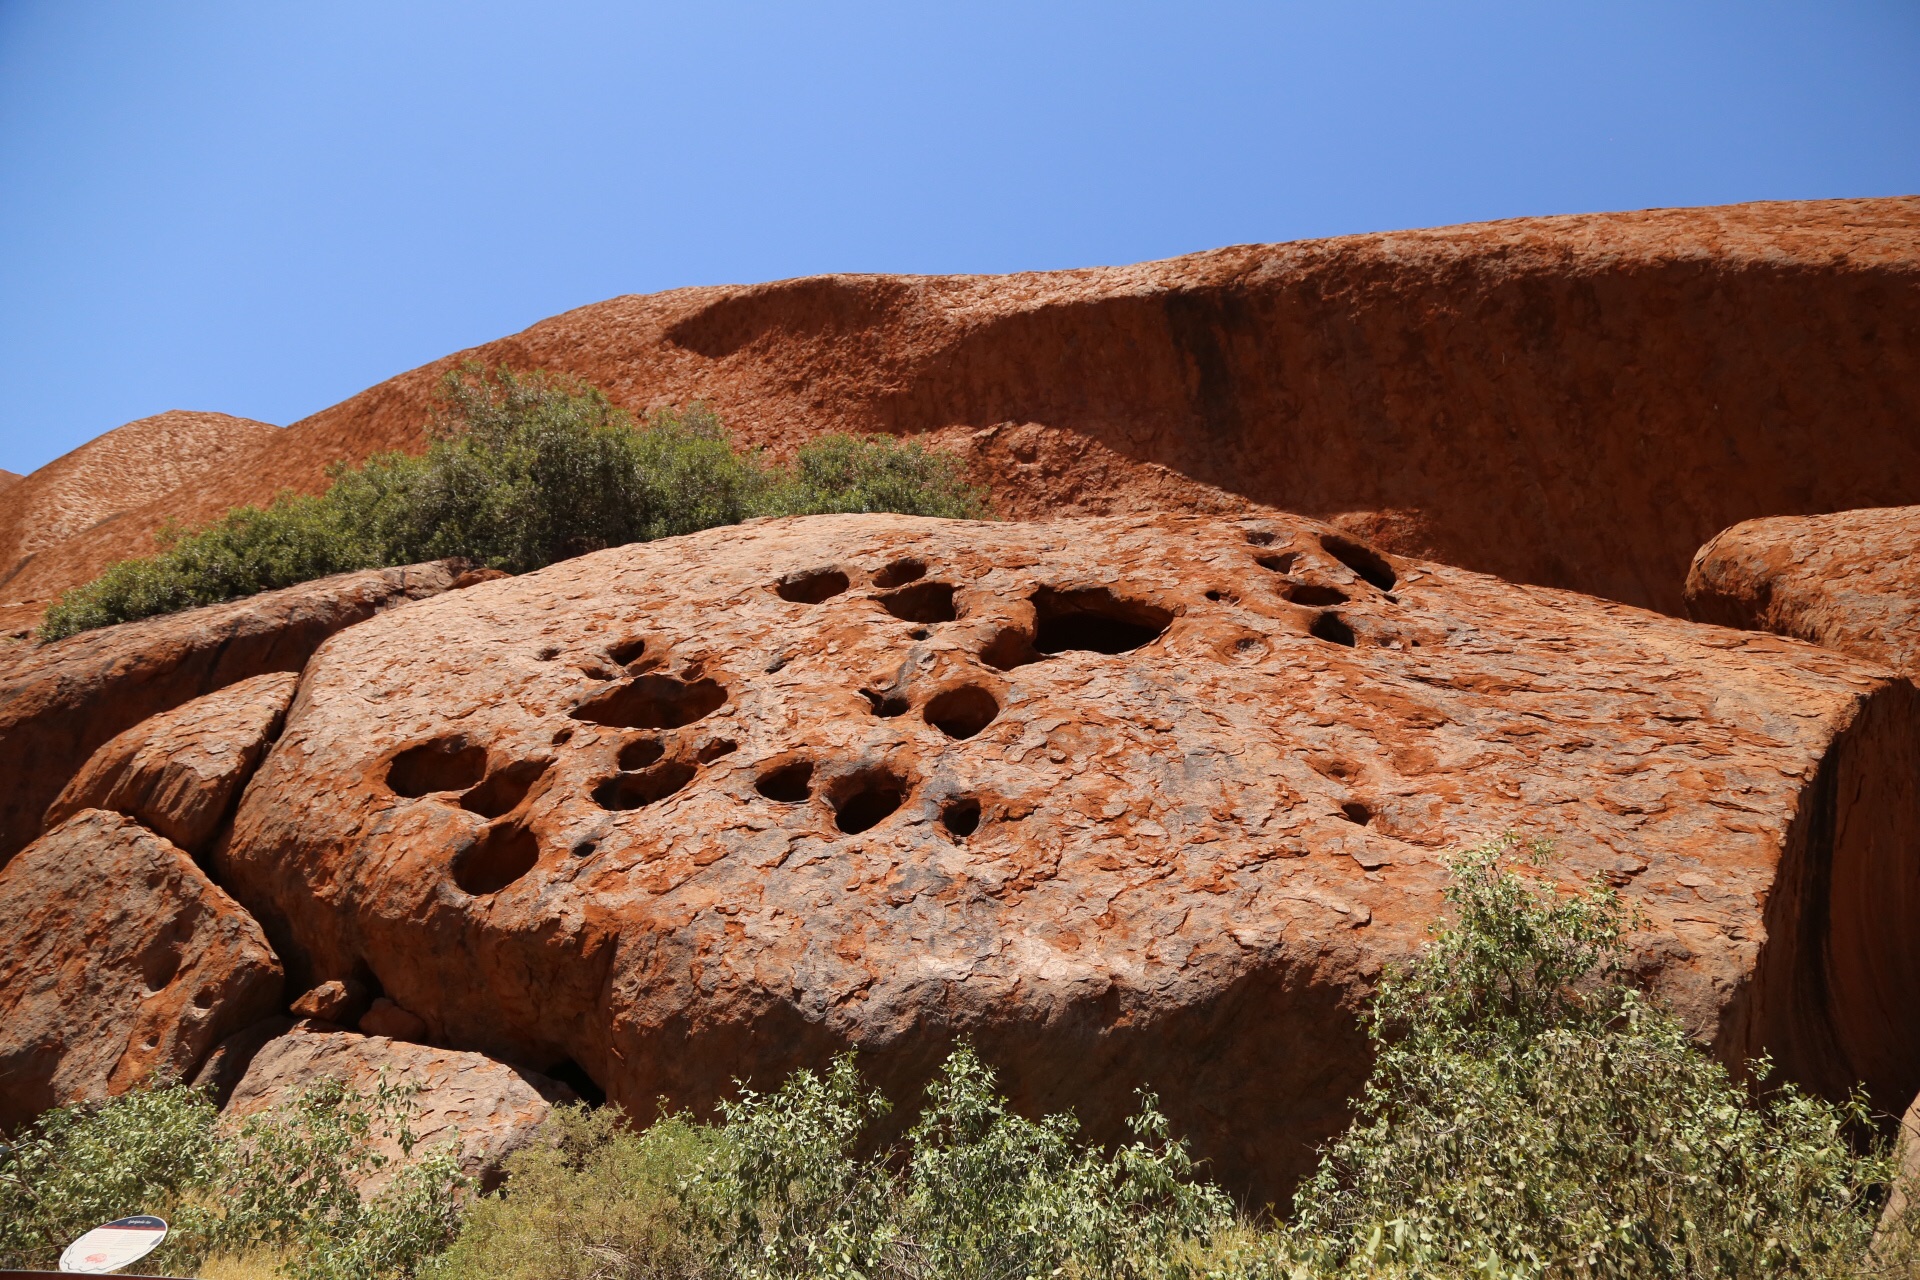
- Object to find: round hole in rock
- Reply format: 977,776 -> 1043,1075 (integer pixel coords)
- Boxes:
1256,551 -> 1301,574
777,569 -> 850,604
833,770 -> 906,835
924,685 -> 1000,740
1280,582 -> 1350,607
618,738 -> 666,770
571,674 -> 728,729
453,822 -> 540,895
698,738 -> 739,763
1341,801 -> 1373,826
551,727 -> 574,746
1319,533 -> 1398,591
570,838 -> 598,859
909,627 -> 931,641
536,645 -> 562,661
1244,529 -> 1278,546
1031,587 -> 1172,657
878,581 -> 957,624
387,738 -> 488,796
980,626 -> 1038,671
460,759 -> 552,818
873,557 -> 927,589
1311,613 -> 1358,647
592,761 -> 698,812
141,944 -> 181,993
861,688 -> 910,718
608,637 -> 647,666
941,797 -> 981,839
756,760 -> 814,803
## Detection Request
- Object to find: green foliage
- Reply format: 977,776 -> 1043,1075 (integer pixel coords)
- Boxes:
0,1076 -> 465,1280
432,1046 -> 1232,1280
1271,834 -> 1897,1280
39,365 -> 987,641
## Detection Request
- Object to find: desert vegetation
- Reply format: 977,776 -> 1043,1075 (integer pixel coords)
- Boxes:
37,366 -> 987,640
3,838 -> 1906,1279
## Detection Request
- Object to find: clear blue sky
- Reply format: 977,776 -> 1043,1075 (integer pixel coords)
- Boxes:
2,1 -> 1916,476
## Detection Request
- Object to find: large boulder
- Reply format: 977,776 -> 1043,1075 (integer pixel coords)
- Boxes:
215,513 -> 1920,1204
1686,505 -> 1920,678
0,809 -> 284,1130
44,671 -> 301,854
0,562 -> 469,867
223,1024 -> 573,1192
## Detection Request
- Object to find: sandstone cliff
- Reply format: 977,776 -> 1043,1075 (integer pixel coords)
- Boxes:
6,199 -> 1917,631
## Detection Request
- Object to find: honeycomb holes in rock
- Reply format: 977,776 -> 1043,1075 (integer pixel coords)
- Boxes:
1341,801 -> 1373,826
1030,587 -> 1173,658
923,685 -> 1000,740
1320,533 -> 1398,592
873,558 -> 927,589
861,688 -> 910,718
387,738 -> 488,796
1310,613 -> 1358,647
593,761 -> 698,812
776,569 -> 850,604
832,769 -> 907,835
460,759 -> 551,819
453,821 -> 540,895
1278,582 -> 1350,607
878,581 -> 958,624
608,638 -> 647,666
941,797 -> 981,839
756,760 -> 814,803
571,674 -> 728,730
618,738 -> 666,770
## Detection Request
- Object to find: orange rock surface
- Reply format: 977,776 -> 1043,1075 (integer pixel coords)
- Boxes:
0,809 -> 283,1130
0,563 -> 468,867
44,672 -> 300,855
7,199 -> 1918,627
212,513 -> 1920,1203
0,411 -> 276,605
1687,506 -> 1920,678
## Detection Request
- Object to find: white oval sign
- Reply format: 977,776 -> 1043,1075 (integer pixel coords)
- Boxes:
58,1214 -> 167,1274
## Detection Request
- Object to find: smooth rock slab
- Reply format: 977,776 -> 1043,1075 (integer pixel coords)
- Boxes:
44,671 -> 300,853
1687,505 -> 1920,679
224,1024 -> 573,1192
216,514 -> 1920,1204
0,809 -> 283,1130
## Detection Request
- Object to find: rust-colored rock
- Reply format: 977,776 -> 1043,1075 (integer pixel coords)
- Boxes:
1687,506 -> 1920,679
358,997 -> 429,1042
224,1023 -> 573,1191
214,513 -> 1920,1203
0,411 -> 277,613
5,199 -> 1917,626
44,671 -> 300,853
0,562 -> 468,867
0,809 -> 283,1130
289,979 -> 366,1023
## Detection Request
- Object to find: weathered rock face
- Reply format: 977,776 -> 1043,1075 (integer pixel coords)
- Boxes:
0,810 -> 283,1130
224,1024 -> 573,1192
1687,506 -> 1920,679
214,513 -> 1920,1203
44,671 -> 301,854
0,562 -> 468,867
8,199 -> 1918,626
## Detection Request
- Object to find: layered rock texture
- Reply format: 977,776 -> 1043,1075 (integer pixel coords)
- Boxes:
225,1024 -> 573,1191
1687,506 -> 1920,678
0,411 -> 277,631
0,562 -> 468,866
210,513 -> 1920,1203
0,810 -> 283,1130
7,199 -> 1918,627
45,672 -> 301,854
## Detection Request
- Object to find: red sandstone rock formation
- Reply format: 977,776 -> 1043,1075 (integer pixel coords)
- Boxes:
211,513 -> 1920,1203
0,469 -> 21,494
0,563 -> 469,867
5,199 -> 1917,629
0,411 -> 277,603
223,1023 -> 573,1191
44,672 -> 300,854
1687,506 -> 1920,678
0,809 -> 283,1130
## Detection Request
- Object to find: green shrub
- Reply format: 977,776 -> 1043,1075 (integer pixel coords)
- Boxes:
1268,834 -> 1899,1280
39,366 -> 987,641
0,1076 -> 465,1280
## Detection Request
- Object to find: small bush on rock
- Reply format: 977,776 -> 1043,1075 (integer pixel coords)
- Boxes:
39,366 -> 987,641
